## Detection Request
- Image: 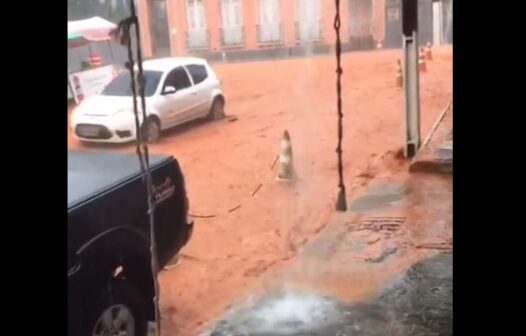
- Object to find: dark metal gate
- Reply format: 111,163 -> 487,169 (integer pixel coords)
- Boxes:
348,0 -> 374,50
150,0 -> 171,57
384,0 -> 433,49
418,0 -> 434,46
442,0 -> 452,44
384,0 -> 402,48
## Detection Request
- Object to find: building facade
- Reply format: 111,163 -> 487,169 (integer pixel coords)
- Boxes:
137,0 -> 388,60
67,0 -> 452,63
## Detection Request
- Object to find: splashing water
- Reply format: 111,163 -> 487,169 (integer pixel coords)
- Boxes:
212,290 -> 345,335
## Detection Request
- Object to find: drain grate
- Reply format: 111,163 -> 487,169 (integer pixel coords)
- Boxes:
357,216 -> 406,232
415,239 -> 453,252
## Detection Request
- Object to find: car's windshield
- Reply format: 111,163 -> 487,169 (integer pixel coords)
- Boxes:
101,70 -> 162,97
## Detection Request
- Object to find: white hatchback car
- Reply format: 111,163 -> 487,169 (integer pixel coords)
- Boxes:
71,57 -> 225,143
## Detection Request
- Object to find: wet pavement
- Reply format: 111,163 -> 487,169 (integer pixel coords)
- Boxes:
204,172 -> 452,336
206,254 -> 452,336
349,183 -> 407,212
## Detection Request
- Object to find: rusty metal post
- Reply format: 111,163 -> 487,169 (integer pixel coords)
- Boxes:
402,0 -> 421,158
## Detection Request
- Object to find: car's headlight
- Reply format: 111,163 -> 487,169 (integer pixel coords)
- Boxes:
113,108 -> 132,120
70,109 -> 79,126
111,109 -> 134,127
112,109 -> 146,127
114,108 -> 146,119
70,107 -> 84,127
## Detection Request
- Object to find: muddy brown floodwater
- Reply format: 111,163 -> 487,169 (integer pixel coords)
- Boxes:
68,47 -> 452,335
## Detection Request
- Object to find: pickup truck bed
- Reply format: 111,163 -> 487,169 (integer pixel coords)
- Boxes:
68,150 -> 170,209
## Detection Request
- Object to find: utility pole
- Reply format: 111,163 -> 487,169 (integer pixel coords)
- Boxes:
402,0 -> 421,158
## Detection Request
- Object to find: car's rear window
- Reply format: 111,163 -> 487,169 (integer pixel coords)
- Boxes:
102,70 -> 163,97
186,64 -> 208,85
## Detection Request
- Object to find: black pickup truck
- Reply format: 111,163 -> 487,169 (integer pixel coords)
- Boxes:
68,150 -> 193,336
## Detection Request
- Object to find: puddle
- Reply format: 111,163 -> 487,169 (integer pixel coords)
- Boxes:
350,183 -> 408,212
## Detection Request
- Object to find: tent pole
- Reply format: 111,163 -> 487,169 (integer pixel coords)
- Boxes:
107,40 -> 115,61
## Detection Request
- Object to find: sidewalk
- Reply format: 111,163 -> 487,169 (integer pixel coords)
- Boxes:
203,167 -> 452,335
410,102 -> 453,174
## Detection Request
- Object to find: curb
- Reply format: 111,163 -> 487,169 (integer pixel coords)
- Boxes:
409,159 -> 452,174
410,102 -> 452,174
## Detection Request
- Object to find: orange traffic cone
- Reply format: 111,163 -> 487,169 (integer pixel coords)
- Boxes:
277,130 -> 295,182
396,59 -> 403,88
425,42 -> 433,60
419,48 -> 427,72
89,53 -> 102,68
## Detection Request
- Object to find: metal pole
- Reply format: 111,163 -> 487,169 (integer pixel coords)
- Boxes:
333,0 -> 347,212
445,0 -> 453,43
402,0 -> 421,158
129,1 -> 162,335
107,39 -> 115,61
432,0 -> 443,46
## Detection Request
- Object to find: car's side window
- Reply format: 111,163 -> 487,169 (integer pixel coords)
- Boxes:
186,64 -> 208,85
164,66 -> 192,91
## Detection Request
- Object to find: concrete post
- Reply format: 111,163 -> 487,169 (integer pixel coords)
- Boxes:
432,0 -> 443,45
402,0 -> 421,158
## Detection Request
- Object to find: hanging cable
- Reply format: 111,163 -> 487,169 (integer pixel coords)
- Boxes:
109,3 -> 348,335
334,0 -> 347,211
112,1 -> 161,335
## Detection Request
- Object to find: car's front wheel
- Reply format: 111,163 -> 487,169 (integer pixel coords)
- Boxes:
209,97 -> 225,120
84,280 -> 148,336
141,118 -> 161,143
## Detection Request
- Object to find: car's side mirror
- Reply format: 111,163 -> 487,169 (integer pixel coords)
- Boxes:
163,86 -> 176,95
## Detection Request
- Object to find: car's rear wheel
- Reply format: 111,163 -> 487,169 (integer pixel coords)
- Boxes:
142,118 -> 161,143
84,280 -> 148,336
209,98 -> 225,120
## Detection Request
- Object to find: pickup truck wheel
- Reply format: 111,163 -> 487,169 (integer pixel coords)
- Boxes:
85,281 -> 148,336
209,98 -> 225,120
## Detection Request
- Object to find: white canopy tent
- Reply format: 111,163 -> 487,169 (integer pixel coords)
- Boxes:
67,17 -> 120,102
68,16 -> 117,42
68,16 -> 119,62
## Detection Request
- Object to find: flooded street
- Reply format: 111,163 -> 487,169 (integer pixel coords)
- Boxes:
68,1 -> 453,334
70,48 -> 452,335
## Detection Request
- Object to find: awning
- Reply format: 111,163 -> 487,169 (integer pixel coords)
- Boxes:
67,16 -> 117,42
68,32 -> 89,49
